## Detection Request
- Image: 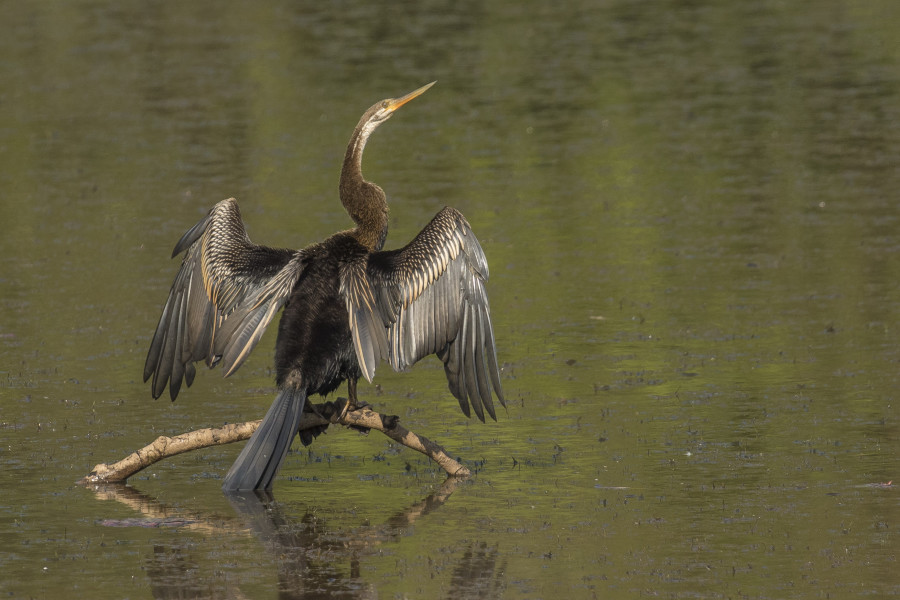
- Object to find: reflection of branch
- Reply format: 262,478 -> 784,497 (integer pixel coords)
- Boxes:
78,400 -> 470,485
91,479 -> 494,599
87,483 -> 248,536
227,479 -> 483,599
385,476 -> 465,530
91,477 -> 465,539
230,476 -> 466,550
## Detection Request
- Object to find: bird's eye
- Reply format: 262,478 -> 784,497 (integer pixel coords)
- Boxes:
381,101 -> 390,109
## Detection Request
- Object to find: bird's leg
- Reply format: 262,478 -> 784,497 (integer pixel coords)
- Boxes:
346,378 -> 369,411
341,378 -> 372,434
319,380 -> 365,424
347,378 -> 358,410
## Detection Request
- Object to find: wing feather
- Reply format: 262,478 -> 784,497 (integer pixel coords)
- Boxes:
340,260 -> 389,382
169,284 -> 189,399
460,305 -> 484,421
472,309 -> 495,420
144,198 -> 305,400
341,206 -> 503,420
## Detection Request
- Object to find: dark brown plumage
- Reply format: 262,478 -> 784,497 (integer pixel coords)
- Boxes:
143,82 -> 504,491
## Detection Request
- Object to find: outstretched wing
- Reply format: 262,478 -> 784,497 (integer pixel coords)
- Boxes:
143,198 -> 305,400
341,206 -> 504,421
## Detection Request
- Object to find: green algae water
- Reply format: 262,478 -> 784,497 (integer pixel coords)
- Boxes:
1,1 -> 897,597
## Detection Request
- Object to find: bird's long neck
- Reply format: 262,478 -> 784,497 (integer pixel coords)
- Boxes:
340,119 -> 389,252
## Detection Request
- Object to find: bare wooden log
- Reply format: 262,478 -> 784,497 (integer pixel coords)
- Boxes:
78,420 -> 268,485
78,401 -> 470,485
340,406 -> 471,477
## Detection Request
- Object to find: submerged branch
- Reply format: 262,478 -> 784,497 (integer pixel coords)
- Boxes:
78,400 -> 470,485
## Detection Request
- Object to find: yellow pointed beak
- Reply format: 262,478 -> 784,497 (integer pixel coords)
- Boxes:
385,81 -> 436,112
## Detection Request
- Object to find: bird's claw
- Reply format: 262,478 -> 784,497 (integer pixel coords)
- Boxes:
329,397 -> 372,434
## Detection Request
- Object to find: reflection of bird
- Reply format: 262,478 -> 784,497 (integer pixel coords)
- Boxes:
143,82 -> 504,491
226,477 -> 467,597
446,542 -> 507,600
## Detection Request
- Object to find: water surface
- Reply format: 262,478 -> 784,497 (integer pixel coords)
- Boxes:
1,1 -> 897,598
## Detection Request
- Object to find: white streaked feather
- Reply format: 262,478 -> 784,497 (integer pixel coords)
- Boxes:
340,206 -> 503,420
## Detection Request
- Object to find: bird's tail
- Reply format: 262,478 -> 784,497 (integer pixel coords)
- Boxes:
223,387 -> 307,492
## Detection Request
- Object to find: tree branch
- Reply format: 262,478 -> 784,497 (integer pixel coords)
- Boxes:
78,400 -> 470,485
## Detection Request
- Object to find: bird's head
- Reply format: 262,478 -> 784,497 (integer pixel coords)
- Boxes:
358,81 -> 436,133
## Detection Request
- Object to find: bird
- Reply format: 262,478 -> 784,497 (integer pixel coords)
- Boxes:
142,82 -> 504,491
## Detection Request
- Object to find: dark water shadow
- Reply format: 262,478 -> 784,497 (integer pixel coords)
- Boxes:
90,480 -> 505,598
